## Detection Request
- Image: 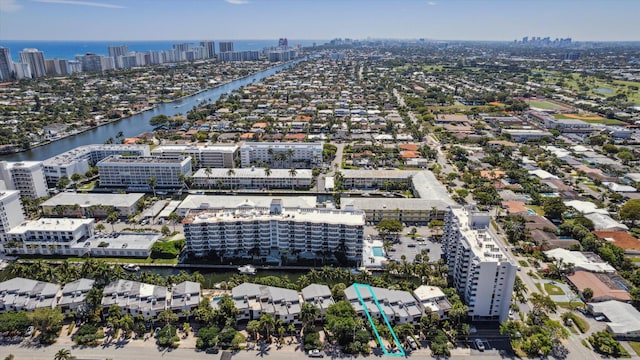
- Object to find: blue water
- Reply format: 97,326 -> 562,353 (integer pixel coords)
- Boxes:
594,87 -> 614,94
527,209 -> 536,215
0,40 -> 326,62
372,247 -> 384,257
0,58 -> 304,161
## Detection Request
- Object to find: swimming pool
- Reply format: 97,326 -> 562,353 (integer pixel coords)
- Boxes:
372,247 -> 384,257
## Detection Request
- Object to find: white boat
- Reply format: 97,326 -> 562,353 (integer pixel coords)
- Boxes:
238,264 -> 257,275
123,264 -> 141,272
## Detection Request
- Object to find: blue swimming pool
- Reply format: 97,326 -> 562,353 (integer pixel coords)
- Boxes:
372,247 -> 384,257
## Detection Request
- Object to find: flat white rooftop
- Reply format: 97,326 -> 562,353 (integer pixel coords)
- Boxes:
451,207 -> 510,263
186,207 -> 365,226
9,218 -> 93,233
42,193 -> 144,208
179,195 -> 317,211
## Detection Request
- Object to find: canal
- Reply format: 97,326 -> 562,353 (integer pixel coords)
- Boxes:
1,59 -> 304,162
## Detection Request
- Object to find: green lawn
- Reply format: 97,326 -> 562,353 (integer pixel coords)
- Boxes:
629,341 -> 640,356
535,283 -> 543,293
528,100 -> 568,110
544,283 -> 566,295
518,260 -> 529,267
78,181 -> 96,191
528,205 -> 545,216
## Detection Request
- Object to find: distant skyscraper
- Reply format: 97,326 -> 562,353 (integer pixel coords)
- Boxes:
108,45 -> 129,59
278,38 -> 288,47
19,48 -> 47,78
77,53 -> 104,72
0,47 -> 13,81
173,43 -> 190,53
200,41 -> 216,59
219,41 -> 234,53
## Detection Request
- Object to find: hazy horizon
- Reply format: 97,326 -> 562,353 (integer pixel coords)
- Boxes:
1,0 -> 639,42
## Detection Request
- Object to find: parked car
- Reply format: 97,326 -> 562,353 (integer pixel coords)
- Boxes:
308,349 -> 324,358
475,339 -> 485,351
25,326 -> 34,337
205,347 -> 219,354
594,315 -> 606,321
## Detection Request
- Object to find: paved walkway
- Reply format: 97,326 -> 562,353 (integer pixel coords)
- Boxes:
538,279 -> 577,303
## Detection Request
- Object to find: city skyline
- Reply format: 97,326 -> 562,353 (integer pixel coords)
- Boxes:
0,0 -> 639,42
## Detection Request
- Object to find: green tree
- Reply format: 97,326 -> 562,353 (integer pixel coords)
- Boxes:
300,302 -> 320,331
376,219 -> 403,240
542,197 -> 566,221
30,307 -> 64,344
259,314 -> 276,342
53,348 -> 75,360
168,212 -> 180,232
582,287 -> 594,302
106,211 -> 119,233
148,177 -> 157,197
57,176 -> 71,190
620,199 -> 640,225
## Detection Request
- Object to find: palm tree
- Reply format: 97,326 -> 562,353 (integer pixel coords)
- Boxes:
54,348 -> 74,360
263,167 -> 272,190
204,167 -> 212,189
300,302 -> 320,332
148,177 -> 157,197
106,212 -> 119,233
286,148 -> 294,167
288,167 -> 297,190
226,169 -> 235,190
259,314 -> 276,343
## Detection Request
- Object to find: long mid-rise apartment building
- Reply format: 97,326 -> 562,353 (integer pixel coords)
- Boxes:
442,206 -> 516,322
0,161 -> 49,199
3,218 -> 94,255
97,156 -> 192,190
151,144 -> 238,169
43,144 -> 150,185
0,191 -> 25,241
239,142 -> 323,169
183,198 -> 365,261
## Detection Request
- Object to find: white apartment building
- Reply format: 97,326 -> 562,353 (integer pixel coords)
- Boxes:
183,198 -> 365,261
151,144 -> 238,169
228,282 -> 302,324
442,206 -> 516,322
191,167 -> 312,190
239,142 -> 322,169
0,161 -> 49,199
0,190 -> 25,242
41,193 -> 144,218
97,156 -> 192,190
3,218 -> 94,255
43,144 -> 150,185
344,284 -> 423,325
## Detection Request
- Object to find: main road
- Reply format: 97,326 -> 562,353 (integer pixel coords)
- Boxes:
0,342 -> 516,360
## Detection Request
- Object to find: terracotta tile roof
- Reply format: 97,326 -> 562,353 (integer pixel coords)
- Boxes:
400,150 -> 419,159
480,170 -> 506,180
593,231 -> 640,251
567,270 -> 631,302
501,201 -> 528,214
399,144 -> 419,151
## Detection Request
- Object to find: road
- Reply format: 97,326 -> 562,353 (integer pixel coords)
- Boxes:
0,342 -> 520,360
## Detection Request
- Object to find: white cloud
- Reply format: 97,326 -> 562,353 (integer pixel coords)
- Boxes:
0,0 -> 23,12
225,0 -> 249,4
428,1 -> 437,5
33,0 -> 125,8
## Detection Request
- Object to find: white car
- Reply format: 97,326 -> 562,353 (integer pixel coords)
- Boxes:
475,339 -> 485,351
308,349 -> 324,358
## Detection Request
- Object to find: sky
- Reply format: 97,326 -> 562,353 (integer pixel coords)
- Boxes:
0,0 -> 639,42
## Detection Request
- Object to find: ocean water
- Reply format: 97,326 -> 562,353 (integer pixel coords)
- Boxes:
0,39 -> 326,62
